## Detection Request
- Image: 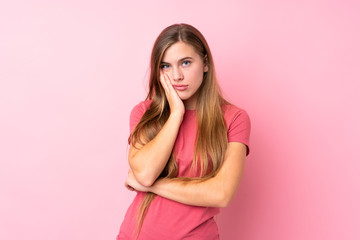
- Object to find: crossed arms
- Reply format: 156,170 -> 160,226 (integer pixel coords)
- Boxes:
126,112 -> 247,208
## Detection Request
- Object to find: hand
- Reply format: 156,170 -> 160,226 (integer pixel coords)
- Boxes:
125,169 -> 150,192
159,71 -> 185,116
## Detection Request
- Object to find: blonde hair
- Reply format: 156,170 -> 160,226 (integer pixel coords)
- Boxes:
128,23 -> 229,239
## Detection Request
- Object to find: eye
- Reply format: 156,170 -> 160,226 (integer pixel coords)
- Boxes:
160,64 -> 170,69
182,60 -> 191,67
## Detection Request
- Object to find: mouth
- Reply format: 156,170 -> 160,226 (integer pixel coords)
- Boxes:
172,85 -> 188,91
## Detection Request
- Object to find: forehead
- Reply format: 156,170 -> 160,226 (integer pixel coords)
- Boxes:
162,41 -> 200,62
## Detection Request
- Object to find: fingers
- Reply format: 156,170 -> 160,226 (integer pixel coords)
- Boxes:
125,169 -> 135,191
164,72 -> 177,95
159,71 -> 185,115
124,181 -> 135,191
160,71 -> 179,99
159,71 -> 170,94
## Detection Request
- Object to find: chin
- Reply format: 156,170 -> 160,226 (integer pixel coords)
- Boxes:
178,95 -> 190,101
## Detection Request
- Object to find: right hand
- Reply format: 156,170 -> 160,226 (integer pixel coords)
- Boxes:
159,71 -> 185,117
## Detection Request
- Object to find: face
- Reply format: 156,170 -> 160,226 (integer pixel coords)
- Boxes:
160,41 -> 208,110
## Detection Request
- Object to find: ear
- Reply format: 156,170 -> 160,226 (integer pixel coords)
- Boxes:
203,54 -> 209,72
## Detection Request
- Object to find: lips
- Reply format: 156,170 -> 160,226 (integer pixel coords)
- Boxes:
172,85 -> 188,91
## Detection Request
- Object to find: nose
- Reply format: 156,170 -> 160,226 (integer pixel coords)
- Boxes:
172,67 -> 183,81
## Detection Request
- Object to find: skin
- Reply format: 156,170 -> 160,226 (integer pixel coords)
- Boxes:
159,41 -> 208,111
125,41 -> 247,208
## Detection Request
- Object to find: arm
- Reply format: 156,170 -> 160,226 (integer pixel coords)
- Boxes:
126,142 -> 247,208
129,113 -> 183,187
129,72 -> 185,187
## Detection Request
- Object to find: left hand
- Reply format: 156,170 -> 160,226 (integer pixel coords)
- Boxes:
125,169 -> 150,192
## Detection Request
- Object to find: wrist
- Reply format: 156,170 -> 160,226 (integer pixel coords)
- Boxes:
149,177 -> 165,194
169,112 -> 184,123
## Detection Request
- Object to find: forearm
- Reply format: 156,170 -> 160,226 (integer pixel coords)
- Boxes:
149,176 -> 227,208
147,143 -> 246,207
130,113 -> 183,186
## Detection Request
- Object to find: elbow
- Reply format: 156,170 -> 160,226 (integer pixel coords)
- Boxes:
132,170 -> 156,187
219,198 -> 232,208
216,190 -> 234,208
129,158 -> 156,187
138,176 -> 155,187
217,198 -> 230,208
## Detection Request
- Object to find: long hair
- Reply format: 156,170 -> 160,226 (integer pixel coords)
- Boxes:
128,23 -> 229,239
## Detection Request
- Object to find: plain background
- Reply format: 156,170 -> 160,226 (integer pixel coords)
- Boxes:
1,0 -> 359,239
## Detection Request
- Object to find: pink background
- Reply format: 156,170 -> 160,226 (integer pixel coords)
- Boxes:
1,0 -> 359,239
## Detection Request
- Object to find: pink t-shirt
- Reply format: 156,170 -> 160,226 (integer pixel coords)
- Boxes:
117,99 -> 251,240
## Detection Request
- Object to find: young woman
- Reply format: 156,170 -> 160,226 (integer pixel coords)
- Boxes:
116,23 -> 251,240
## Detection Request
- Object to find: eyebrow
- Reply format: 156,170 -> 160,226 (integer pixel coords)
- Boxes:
160,57 -> 193,64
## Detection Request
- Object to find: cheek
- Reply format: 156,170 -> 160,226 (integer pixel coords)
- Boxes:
186,68 -> 204,85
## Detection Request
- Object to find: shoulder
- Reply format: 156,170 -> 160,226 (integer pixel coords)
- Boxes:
222,103 -> 251,126
129,99 -> 153,132
222,103 -> 251,155
130,99 -> 153,116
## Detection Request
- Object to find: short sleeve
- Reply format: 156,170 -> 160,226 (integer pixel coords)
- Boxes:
227,109 -> 251,156
129,101 -> 147,133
